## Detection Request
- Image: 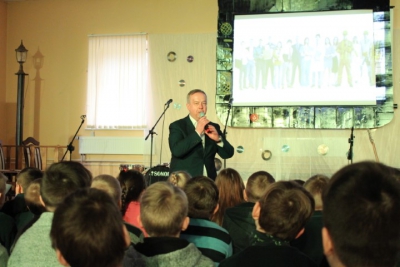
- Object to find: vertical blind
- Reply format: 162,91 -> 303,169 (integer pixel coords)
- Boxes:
86,34 -> 148,129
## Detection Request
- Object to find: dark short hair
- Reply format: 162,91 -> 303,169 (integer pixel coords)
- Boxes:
323,161 -> 400,267
184,176 -> 219,219
41,161 -> 92,209
245,171 -> 275,202
17,167 -> 43,192
140,182 -> 188,237
258,181 -> 314,241
50,188 -> 127,267
117,170 -> 146,215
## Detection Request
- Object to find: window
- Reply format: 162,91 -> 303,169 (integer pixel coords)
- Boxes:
86,34 -> 148,129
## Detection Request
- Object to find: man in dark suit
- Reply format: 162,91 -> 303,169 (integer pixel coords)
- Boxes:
168,89 -> 234,180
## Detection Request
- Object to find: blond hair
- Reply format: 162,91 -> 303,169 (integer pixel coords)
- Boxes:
91,175 -> 122,205
140,182 -> 188,237
245,171 -> 275,202
304,174 -> 329,210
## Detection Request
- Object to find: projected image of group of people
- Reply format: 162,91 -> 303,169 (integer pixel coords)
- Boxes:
234,30 -> 375,92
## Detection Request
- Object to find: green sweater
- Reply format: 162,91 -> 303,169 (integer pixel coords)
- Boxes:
8,212 -> 62,267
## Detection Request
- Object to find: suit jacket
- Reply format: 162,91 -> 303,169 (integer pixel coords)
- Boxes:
168,115 -> 234,180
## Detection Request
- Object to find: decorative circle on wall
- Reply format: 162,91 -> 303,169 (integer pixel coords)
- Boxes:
167,51 -> 176,62
173,103 -> 182,110
179,79 -> 185,87
317,144 -> 329,155
262,150 -> 272,161
250,113 -> 259,122
236,146 -> 244,153
187,55 -> 194,63
220,22 -> 233,36
281,145 -> 290,152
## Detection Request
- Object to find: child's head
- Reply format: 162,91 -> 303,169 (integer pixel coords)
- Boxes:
304,174 -> 330,210
253,181 -> 314,241
24,178 -> 46,215
213,168 -> 245,225
183,176 -> 219,219
167,170 -> 192,188
91,174 -> 122,207
41,161 -> 92,211
323,161 -> 400,267
16,167 -> 43,194
245,171 -> 275,203
140,182 -> 189,237
117,170 -> 146,215
50,188 -> 129,267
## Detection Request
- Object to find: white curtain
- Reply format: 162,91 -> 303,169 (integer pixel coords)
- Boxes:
86,34 -> 148,129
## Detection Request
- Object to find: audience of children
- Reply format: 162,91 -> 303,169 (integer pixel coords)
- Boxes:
167,170 -> 192,188
134,181 -> 214,266
322,161 -> 400,267
180,176 -> 233,265
118,169 -> 148,237
220,180 -> 317,267
211,168 -> 245,226
8,161 -> 92,267
222,170 -> 275,254
1,160 -> 399,267
91,174 -> 144,245
50,187 -> 142,267
291,174 -> 330,265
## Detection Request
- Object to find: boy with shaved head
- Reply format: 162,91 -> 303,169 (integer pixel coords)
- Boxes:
322,161 -> 400,267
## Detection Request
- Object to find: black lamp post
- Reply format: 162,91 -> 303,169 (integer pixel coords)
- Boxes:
15,40 -> 28,169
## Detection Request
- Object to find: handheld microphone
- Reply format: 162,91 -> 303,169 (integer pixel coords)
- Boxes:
199,112 -> 211,133
165,99 -> 173,105
80,115 -> 86,119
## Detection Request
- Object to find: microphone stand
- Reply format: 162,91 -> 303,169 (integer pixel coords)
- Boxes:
347,126 -> 354,164
145,102 -> 171,173
61,116 -> 85,161
222,99 -> 233,169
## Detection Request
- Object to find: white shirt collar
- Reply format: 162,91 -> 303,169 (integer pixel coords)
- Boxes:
189,115 -> 197,126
